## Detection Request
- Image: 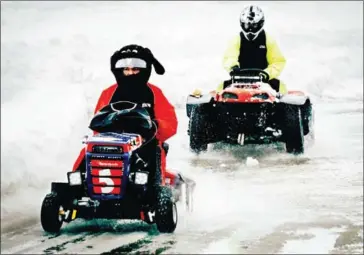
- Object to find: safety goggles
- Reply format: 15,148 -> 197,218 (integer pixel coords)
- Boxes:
115,58 -> 147,69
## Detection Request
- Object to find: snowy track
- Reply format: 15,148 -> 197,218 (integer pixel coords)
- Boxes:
1,1 -> 363,254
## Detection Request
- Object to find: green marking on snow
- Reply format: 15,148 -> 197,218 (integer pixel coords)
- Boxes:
155,246 -> 171,255
43,235 -> 87,254
101,237 -> 153,254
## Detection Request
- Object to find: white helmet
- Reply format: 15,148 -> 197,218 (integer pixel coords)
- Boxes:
240,5 -> 265,41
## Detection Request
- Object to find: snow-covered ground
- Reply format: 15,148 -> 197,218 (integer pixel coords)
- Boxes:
1,1 -> 363,254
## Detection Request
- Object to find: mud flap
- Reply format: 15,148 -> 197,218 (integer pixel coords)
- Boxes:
179,176 -> 195,213
51,182 -> 83,204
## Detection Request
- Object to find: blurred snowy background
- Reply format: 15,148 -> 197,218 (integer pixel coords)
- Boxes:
1,1 -> 363,254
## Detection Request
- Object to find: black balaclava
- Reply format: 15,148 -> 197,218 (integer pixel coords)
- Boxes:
110,44 -> 165,104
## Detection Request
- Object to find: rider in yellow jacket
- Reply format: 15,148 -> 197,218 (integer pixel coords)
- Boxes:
217,5 -> 287,94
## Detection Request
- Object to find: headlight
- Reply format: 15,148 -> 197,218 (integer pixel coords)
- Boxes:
222,92 -> 238,99
68,171 -> 82,186
134,172 -> 148,185
252,93 -> 269,100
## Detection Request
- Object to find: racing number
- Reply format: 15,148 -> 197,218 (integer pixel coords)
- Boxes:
98,169 -> 115,193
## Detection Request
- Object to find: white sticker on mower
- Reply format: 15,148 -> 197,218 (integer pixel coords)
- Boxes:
99,162 -> 119,167
97,169 -> 116,193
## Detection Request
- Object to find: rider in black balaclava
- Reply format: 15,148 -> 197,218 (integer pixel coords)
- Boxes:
109,45 -> 167,202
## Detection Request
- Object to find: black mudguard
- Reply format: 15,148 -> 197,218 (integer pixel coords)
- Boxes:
51,182 -> 84,202
186,94 -> 214,118
279,97 -> 313,136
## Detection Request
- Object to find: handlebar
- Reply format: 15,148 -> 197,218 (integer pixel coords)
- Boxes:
230,68 -> 270,83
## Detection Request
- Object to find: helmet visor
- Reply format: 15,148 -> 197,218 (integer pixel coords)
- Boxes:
115,58 -> 147,69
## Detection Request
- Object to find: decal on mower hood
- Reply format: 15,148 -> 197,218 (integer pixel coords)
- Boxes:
91,160 -> 123,168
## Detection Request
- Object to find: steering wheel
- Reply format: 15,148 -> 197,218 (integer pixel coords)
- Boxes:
109,101 -> 138,112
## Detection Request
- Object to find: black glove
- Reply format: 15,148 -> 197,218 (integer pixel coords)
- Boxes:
229,65 -> 240,75
229,65 -> 240,76
259,71 -> 269,82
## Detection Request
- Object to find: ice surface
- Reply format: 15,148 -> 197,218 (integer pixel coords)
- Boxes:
1,1 -> 363,254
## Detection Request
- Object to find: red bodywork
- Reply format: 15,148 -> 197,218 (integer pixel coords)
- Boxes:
215,83 -> 275,104
91,168 -> 123,195
76,139 -> 176,188
82,132 -> 181,200
213,83 -> 306,104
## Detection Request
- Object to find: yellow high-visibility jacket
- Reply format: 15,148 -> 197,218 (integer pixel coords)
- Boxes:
218,31 -> 287,93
